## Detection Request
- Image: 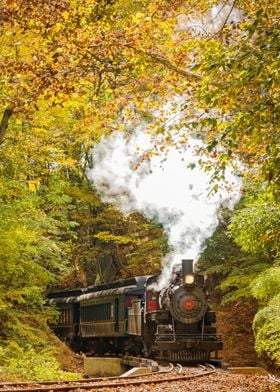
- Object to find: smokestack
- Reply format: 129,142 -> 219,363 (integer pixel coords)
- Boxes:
182,259 -> 194,277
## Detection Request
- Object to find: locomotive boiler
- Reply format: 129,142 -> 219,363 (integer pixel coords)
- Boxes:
47,259 -> 222,362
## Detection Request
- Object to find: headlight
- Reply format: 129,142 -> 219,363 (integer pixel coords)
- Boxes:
184,274 -> 195,285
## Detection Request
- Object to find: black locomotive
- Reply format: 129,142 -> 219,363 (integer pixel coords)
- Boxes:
47,259 -> 222,362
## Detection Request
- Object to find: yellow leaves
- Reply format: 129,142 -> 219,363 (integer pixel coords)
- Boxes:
0,0 -> 181,119
28,180 -> 40,193
52,22 -> 65,33
62,11 -> 69,20
0,0 -> 275,189
116,124 -> 126,131
132,12 -> 145,24
130,12 -> 153,32
216,121 -> 232,132
27,19 -> 36,28
93,231 -> 136,245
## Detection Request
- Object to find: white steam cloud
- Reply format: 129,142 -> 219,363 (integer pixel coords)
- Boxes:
87,122 -> 241,284
177,1 -> 244,35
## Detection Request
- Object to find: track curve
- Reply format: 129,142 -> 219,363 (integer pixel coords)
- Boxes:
0,365 -> 215,391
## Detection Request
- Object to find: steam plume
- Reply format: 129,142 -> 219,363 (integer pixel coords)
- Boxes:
87,122 -> 241,285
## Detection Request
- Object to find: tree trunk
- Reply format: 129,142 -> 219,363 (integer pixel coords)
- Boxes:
0,108 -> 13,145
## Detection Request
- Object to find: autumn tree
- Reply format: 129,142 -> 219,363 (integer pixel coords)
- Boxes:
199,182 -> 280,368
228,185 -> 280,368
197,206 -> 269,365
59,183 -> 169,288
0,81 -> 168,379
0,0 -> 278,183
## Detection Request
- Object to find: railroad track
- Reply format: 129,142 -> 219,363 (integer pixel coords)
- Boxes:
0,363 -> 216,391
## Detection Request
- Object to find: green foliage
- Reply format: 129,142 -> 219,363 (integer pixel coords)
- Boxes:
93,231 -> 137,245
198,207 -> 269,302
219,262 -> 268,304
253,292 -> 280,366
252,267 -> 280,305
199,193 -> 280,367
0,179 -> 72,364
0,106 -> 83,377
67,195 -> 169,285
229,191 -> 280,261
251,267 -> 280,366
0,344 -> 80,381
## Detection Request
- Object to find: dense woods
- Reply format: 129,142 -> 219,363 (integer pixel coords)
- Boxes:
0,0 -> 279,380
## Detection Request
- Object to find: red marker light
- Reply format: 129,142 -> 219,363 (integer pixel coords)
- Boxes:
184,299 -> 194,310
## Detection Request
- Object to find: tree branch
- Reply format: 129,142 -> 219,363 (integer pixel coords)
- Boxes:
145,51 -> 202,80
127,46 -> 202,81
214,0 -> 237,35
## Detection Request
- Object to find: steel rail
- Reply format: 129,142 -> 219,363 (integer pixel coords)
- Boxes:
0,368 -> 216,392
0,362 -> 175,388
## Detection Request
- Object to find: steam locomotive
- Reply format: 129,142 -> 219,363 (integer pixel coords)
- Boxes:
47,259 -> 222,362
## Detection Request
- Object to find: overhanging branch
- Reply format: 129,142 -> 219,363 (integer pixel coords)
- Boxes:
126,45 -> 202,81
144,51 -> 202,81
